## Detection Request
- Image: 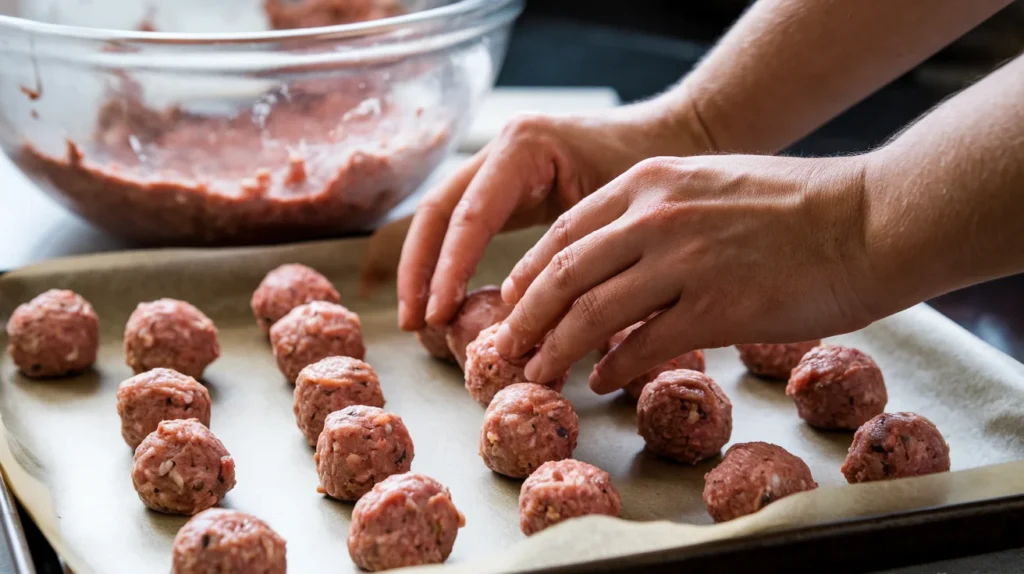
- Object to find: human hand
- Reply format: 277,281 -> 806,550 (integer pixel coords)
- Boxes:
492,153 -> 877,394
396,102 -> 713,332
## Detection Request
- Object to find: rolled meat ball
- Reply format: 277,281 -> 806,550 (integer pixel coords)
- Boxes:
703,442 -> 817,522
315,405 -> 414,501
5,289 -> 99,378
479,383 -> 579,479
251,263 -> 341,333
348,472 -> 464,572
605,322 -> 706,400
172,508 -> 286,574
270,301 -> 365,383
445,286 -> 511,369
736,341 -> 821,380
124,299 -> 220,380
786,345 -> 887,430
131,418 -> 236,515
519,459 -> 621,536
841,412 -> 951,483
117,368 -> 212,449
293,356 -> 385,446
465,324 -> 569,406
637,370 -> 732,464
416,323 -> 455,363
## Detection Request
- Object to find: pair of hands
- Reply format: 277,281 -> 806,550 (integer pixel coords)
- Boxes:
397,109 -> 877,394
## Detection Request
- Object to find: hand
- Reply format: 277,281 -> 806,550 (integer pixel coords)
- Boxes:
492,153 -> 877,394
396,102 -> 713,331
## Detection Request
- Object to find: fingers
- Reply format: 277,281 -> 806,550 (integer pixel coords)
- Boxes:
499,187 -> 629,306
397,149 -> 488,331
522,265 -> 681,383
589,303 -> 699,394
424,146 -> 559,326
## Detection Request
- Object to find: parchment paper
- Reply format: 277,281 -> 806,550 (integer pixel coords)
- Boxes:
1,223 -> 1024,574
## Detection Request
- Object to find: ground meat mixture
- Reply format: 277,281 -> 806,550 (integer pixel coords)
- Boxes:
117,368 -> 212,450
172,508 -> 286,574
293,356 -> 385,446
314,405 -> 414,501
464,324 -> 569,406
703,442 -> 818,523
637,370 -> 733,464
269,301 -> 365,383
479,383 -> 579,479
518,459 -> 621,536
5,289 -> 99,378
251,263 -> 341,333
605,322 -> 705,400
445,286 -> 512,369
123,299 -> 220,380
347,472 -> 464,572
841,412 -> 951,483
131,419 -> 236,515
786,345 -> 888,430
416,323 -> 455,363
737,341 -> 821,380
264,0 -> 404,30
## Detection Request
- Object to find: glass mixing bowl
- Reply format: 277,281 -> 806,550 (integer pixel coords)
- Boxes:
0,0 -> 522,245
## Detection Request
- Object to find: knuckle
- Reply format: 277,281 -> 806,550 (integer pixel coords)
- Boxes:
503,112 -> 555,139
549,248 -> 577,291
550,212 -> 574,247
572,290 -> 604,331
542,332 -> 565,364
631,156 -> 677,179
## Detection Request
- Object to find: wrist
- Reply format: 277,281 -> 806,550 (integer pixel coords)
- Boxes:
616,88 -> 720,159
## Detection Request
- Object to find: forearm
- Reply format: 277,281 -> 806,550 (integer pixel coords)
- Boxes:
859,53 -> 1024,318
647,0 -> 1012,155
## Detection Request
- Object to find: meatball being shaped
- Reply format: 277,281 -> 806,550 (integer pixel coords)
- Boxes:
117,368 -> 212,449
124,299 -> 220,379
605,322 -> 706,400
479,383 -> 579,478
315,406 -> 414,501
736,340 -> 821,380
637,370 -> 733,464
416,323 -> 455,362
270,301 -> 365,383
6,289 -> 99,378
465,324 -> 569,406
293,356 -> 385,446
445,286 -> 512,369
172,508 -> 286,574
842,412 -> 950,483
703,442 -> 817,522
519,459 -> 621,535
251,263 -> 341,333
786,345 -> 887,430
348,473 -> 465,572
131,419 -> 236,515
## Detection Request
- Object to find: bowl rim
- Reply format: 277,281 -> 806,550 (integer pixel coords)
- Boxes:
0,0 -> 520,44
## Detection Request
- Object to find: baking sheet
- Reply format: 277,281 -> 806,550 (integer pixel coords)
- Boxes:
1,223 -> 1023,574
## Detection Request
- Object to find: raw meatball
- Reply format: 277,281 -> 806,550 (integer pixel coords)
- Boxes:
265,0 -> 403,30
269,301 -> 365,383
5,289 -> 99,378
519,459 -> 621,536
251,263 -> 341,333
416,323 -> 455,363
293,356 -> 385,446
786,345 -> 887,430
347,473 -> 464,572
736,341 -> 820,380
479,383 -> 579,479
703,442 -> 817,522
445,286 -> 511,369
117,368 -> 212,449
637,370 -> 732,464
314,405 -> 413,501
841,412 -> 951,483
464,324 -> 569,406
124,299 -> 220,380
131,418 -> 236,515
605,322 -> 705,400
172,508 -> 286,574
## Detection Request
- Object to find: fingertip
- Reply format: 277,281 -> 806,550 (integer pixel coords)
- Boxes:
587,367 -> 616,395
500,276 -> 517,305
524,354 -> 545,384
397,300 -> 412,331
493,322 -> 515,357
